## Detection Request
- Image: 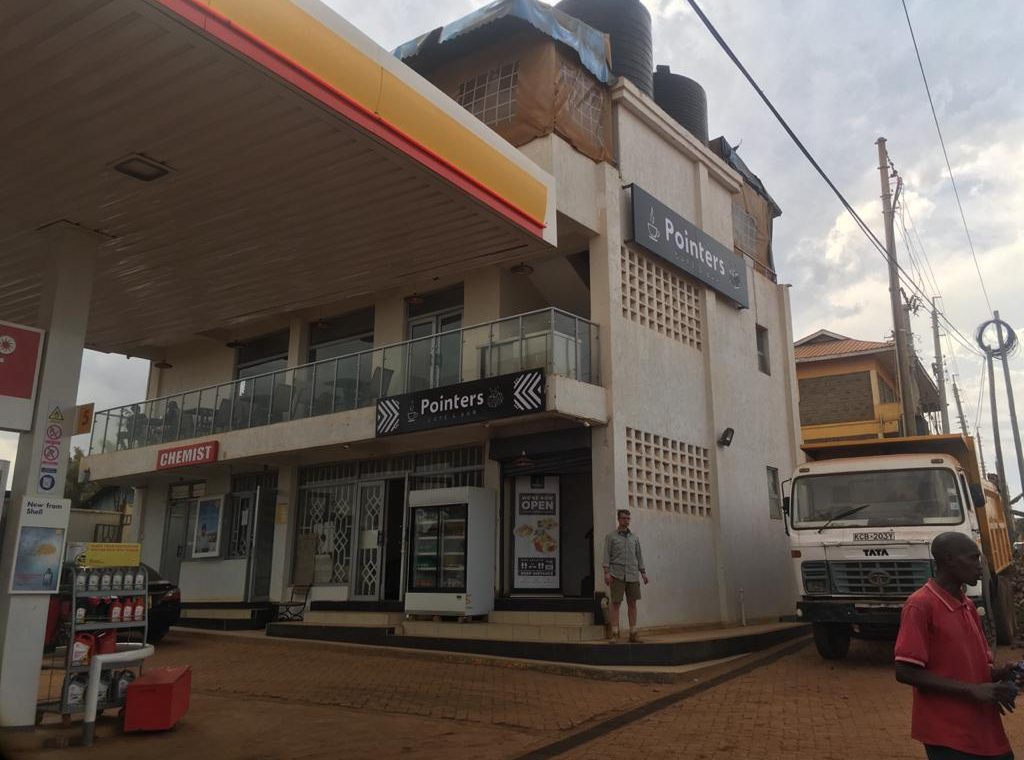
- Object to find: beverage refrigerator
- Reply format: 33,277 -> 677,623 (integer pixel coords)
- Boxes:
405,487 -> 495,617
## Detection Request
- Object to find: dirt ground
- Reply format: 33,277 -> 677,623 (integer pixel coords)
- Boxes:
4,629 -> 1024,760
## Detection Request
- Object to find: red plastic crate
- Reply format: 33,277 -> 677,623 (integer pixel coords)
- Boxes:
123,666 -> 191,732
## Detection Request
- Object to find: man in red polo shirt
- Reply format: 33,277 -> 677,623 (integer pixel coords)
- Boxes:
895,532 -> 1019,759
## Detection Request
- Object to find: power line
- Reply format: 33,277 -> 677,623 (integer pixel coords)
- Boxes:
681,0 -> 984,360
975,356 -> 988,431
900,0 -> 993,313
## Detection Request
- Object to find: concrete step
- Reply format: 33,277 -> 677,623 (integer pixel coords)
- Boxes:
400,620 -> 606,643
487,610 -> 595,627
302,610 -> 405,627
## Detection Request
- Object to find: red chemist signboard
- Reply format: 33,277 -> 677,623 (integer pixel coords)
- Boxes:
0,321 -> 46,432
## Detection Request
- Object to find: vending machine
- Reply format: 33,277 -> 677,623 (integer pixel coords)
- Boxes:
405,487 -> 495,617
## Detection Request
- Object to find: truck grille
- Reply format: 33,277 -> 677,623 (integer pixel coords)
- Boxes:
829,560 -> 932,596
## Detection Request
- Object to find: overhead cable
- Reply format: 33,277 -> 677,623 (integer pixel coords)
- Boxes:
900,0 -> 993,313
681,0 -> 982,357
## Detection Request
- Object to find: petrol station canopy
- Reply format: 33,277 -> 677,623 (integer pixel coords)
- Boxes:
0,0 -> 557,357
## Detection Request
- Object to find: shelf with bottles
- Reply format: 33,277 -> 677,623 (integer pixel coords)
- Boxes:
75,620 -> 146,632
74,567 -> 148,597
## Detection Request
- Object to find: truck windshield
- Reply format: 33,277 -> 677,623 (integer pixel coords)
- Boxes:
791,468 -> 964,530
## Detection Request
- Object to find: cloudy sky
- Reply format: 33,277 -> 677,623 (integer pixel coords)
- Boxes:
3,0 -> 1022,497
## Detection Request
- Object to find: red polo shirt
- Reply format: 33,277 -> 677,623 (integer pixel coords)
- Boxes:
894,579 -> 1010,756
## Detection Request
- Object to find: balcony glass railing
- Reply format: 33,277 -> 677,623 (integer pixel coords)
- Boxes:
89,308 -> 599,454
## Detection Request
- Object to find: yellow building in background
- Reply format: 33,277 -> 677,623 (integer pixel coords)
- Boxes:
795,330 -> 940,444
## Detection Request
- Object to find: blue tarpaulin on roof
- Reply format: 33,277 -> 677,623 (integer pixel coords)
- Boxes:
393,0 -> 612,84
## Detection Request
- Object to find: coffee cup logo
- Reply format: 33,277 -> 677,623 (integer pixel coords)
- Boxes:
646,208 -> 660,242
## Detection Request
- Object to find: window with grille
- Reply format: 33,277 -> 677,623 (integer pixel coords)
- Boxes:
620,247 -> 702,349
756,325 -> 771,375
625,427 -> 711,516
732,203 -> 758,257
558,62 -> 606,148
767,466 -> 782,520
295,447 -> 484,584
455,62 -> 519,127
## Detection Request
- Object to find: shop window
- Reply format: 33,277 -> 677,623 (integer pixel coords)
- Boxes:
756,325 -> 771,375
456,62 -> 519,127
625,427 -> 711,517
294,447 -> 484,585
878,376 -> 896,404
309,307 -> 374,363
767,466 -> 782,520
235,330 -> 289,380
620,247 -> 702,349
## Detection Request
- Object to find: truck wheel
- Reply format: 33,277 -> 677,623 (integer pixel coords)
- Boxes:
995,574 -> 1017,646
812,623 -> 851,660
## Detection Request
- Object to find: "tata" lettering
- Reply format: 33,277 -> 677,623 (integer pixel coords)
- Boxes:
862,548 -> 890,557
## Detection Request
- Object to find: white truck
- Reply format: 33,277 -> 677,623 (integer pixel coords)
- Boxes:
785,435 -> 1016,660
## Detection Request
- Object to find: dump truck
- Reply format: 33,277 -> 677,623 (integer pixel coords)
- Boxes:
784,435 -> 1016,660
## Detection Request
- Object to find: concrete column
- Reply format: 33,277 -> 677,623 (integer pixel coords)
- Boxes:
269,462 -> 298,601
463,269 -> 501,325
589,163 -> 624,586
0,223 -> 99,727
286,317 -> 309,368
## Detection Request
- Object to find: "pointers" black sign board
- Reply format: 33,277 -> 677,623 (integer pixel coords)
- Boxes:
376,369 -> 545,437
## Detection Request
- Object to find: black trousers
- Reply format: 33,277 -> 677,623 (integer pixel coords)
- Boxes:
925,745 -> 1014,760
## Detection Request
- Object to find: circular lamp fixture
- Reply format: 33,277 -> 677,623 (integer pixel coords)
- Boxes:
225,339 -> 244,349
404,293 -> 425,306
153,360 -> 173,370
510,262 -> 534,276
511,450 -> 535,468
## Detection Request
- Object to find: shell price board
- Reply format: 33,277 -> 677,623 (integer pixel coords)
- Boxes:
67,542 -> 142,568
0,320 -> 46,432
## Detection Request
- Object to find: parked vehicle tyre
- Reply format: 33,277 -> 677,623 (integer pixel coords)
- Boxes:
147,626 -> 168,645
812,622 -> 851,660
995,573 -> 1017,646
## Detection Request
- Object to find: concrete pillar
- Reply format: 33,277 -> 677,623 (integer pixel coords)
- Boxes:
589,163 -> 624,586
0,223 -> 99,727
269,462 -> 298,601
286,317 -> 309,368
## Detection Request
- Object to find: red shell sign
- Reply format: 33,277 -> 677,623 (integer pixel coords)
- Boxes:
0,320 -> 46,432
0,323 -> 43,399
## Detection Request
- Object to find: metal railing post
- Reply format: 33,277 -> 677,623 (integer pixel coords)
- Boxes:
518,315 -> 524,372
354,352 -> 362,407
575,316 -> 581,381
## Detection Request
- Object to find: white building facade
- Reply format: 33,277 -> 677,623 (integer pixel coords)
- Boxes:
81,0 -> 800,633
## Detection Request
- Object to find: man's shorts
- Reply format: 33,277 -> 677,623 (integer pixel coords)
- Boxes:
610,577 -> 641,603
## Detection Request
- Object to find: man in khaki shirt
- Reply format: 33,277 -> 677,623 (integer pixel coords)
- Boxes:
602,509 -> 649,642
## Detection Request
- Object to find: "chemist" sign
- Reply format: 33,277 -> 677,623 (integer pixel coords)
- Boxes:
157,441 -> 219,470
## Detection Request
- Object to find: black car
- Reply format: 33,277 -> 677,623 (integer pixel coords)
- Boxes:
46,563 -> 181,647
144,564 -> 181,643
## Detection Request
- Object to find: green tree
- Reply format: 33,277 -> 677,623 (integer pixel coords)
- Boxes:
64,447 -> 100,507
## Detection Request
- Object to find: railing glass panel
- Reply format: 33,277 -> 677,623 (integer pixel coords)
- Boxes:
89,309 -> 600,454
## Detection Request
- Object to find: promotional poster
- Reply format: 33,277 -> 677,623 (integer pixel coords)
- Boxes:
513,475 -> 560,591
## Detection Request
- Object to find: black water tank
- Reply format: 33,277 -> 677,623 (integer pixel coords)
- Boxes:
653,65 -> 708,143
556,0 -> 654,97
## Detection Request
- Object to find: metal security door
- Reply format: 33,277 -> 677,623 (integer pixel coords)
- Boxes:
161,501 -> 190,585
350,481 -> 386,600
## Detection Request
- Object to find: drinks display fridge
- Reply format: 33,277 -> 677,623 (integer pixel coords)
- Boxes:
405,487 -> 495,617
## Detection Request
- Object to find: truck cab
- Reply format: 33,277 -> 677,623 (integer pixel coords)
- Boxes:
785,435 -> 1013,659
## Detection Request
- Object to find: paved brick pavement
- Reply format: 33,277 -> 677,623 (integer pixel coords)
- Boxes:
8,631 -> 1024,760
555,639 -> 1024,760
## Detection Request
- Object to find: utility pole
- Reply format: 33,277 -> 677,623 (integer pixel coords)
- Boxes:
977,428 -> 987,477
952,377 -> 969,435
985,349 -> 1014,537
902,299 -> 923,429
877,137 -> 917,436
994,310 -> 1024,507
931,300 -> 950,434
